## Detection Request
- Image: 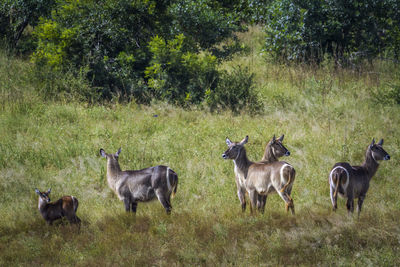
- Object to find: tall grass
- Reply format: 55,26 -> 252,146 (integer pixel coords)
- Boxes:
1,28 -> 400,265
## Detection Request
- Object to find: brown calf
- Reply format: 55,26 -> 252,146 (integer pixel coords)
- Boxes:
35,188 -> 80,225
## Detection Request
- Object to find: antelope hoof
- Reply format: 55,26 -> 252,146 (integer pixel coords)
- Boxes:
241,204 -> 246,212
290,205 -> 295,215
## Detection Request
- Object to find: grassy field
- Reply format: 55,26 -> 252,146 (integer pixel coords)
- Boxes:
1,26 -> 400,266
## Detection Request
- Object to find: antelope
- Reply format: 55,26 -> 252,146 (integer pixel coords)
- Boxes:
261,134 -> 290,162
34,188 -> 81,225
99,148 -> 178,214
222,136 -> 296,214
329,138 -> 390,216
257,134 -> 291,212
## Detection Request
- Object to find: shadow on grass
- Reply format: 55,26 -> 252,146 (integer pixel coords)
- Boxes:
2,208 -> 400,265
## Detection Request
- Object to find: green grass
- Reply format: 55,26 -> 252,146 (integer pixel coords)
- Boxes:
1,27 -> 400,265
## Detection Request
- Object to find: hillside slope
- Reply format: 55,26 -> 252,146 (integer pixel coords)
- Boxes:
1,27 -> 400,265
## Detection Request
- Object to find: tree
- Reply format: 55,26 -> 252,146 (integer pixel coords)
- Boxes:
265,0 -> 400,64
31,0 -> 241,102
0,0 -> 56,53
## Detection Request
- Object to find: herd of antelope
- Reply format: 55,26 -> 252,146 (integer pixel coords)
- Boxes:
35,134 -> 390,225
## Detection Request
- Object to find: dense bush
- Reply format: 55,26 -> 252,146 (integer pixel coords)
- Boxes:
0,0 -> 56,53
265,0 -> 400,64
3,0 -> 400,108
168,0 -> 242,50
30,0 -> 240,103
31,0 -> 166,100
145,34 -> 219,106
231,0 -> 273,24
206,67 -> 262,113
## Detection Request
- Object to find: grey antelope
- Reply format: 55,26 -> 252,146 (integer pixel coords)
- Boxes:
222,136 -> 296,214
329,138 -> 390,216
100,148 -> 178,214
257,134 -> 291,212
34,188 -> 80,225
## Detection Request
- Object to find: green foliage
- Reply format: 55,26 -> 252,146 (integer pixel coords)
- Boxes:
265,0 -> 305,62
145,34 -> 219,105
373,82 -> 400,106
168,0 -> 242,50
0,0 -> 56,53
206,67 -> 262,113
28,0 -> 242,103
230,0 -> 273,24
265,0 -> 400,64
31,0 -> 162,100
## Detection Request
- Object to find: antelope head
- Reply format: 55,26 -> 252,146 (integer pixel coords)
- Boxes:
222,136 -> 248,160
35,188 -> 52,203
270,134 -> 290,157
100,148 -> 121,162
369,138 -> 390,161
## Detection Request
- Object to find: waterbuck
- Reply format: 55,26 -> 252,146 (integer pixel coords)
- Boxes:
261,134 -> 290,162
257,134 -> 291,212
222,136 -> 296,214
34,188 -> 81,225
99,148 -> 178,214
329,138 -> 390,216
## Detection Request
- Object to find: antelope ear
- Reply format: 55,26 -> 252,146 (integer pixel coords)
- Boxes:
378,139 -> 384,146
272,134 -> 276,142
240,135 -> 249,145
278,134 -> 284,142
226,138 -> 232,146
116,148 -> 121,157
370,138 -> 375,148
47,188 -> 51,194
35,188 -> 40,195
100,149 -> 106,158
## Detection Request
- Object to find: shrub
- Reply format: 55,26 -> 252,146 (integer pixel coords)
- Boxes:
205,66 -> 262,113
168,0 -> 241,50
0,0 -> 56,54
145,34 -> 219,106
265,0 -> 400,64
29,0 -> 242,104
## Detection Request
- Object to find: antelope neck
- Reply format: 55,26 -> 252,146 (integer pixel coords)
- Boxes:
233,147 -> 252,179
107,158 -> 121,175
38,197 -> 47,210
362,148 -> 379,178
107,158 -> 122,189
262,142 -> 278,162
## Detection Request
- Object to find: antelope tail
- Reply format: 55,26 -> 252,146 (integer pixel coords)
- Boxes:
333,172 -> 340,198
72,196 -> 79,212
280,165 -> 294,193
171,171 -> 178,199
167,167 -> 178,199
171,178 -> 178,199
330,166 -> 350,199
